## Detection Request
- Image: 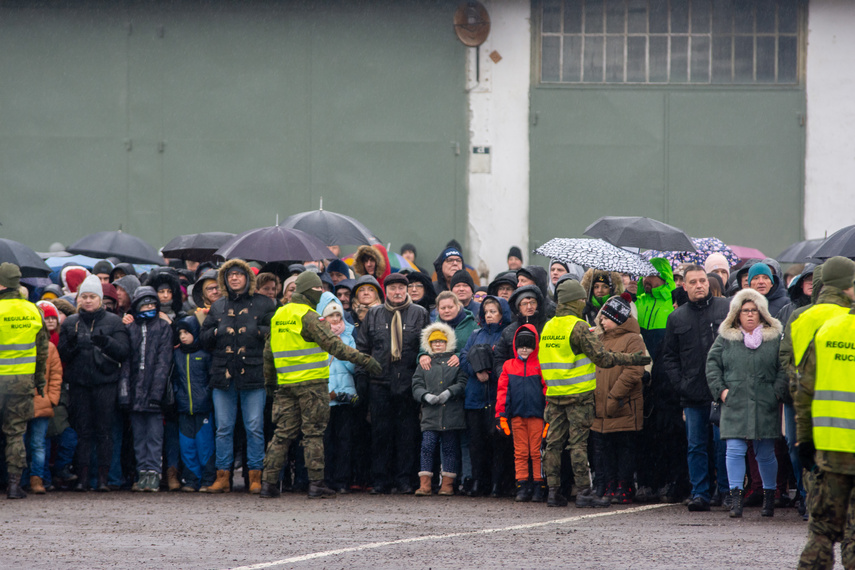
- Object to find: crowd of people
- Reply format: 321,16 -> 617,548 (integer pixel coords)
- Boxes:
0,237 -> 852,563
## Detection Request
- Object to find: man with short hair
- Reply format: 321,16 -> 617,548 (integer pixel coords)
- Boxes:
0,263 -> 48,499
661,265 -> 729,511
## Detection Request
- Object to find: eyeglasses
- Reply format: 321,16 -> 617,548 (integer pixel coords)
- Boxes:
740,308 -> 759,315
204,285 -> 219,293
518,300 -> 537,308
407,283 -> 424,290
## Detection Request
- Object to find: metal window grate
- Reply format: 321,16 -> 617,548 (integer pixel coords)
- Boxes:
540,0 -> 800,85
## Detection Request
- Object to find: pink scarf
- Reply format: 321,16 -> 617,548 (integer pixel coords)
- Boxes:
741,326 -> 763,350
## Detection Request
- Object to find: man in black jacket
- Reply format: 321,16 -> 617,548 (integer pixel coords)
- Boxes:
200,259 -> 275,494
493,285 -> 547,379
356,273 -> 429,493
660,265 -> 729,511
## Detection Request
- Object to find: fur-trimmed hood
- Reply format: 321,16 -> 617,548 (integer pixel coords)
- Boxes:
217,259 -> 256,298
420,321 -> 457,354
353,245 -> 388,280
717,288 -> 782,341
581,268 -> 625,301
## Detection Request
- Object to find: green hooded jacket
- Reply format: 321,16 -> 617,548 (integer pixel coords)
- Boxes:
635,258 -> 676,332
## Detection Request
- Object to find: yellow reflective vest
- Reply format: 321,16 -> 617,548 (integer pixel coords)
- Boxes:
270,303 -> 329,385
539,315 -> 596,396
813,313 -> 855,453
791,303 -> 850,367
0,298 -> 43,377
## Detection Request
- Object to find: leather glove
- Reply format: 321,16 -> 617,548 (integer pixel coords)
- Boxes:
495,416 -> 511,436
91,335 -> 109,348
630,351 -> 652,366
798,441 -> 817,473
365,357 -> 383,377
423,393 -> 440,405
436,389 -> 451,405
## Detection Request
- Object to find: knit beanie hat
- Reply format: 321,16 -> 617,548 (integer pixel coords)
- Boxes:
428,329 -> 448,343
601,293 -> 633,325
0,262 -> 22,289
36,300 -> 59,319
514,290 -> 537,309
439,247 -> 463,263
78,274 -> 104,301
556,279 -> 586,304
747,263 -> 774,284
101,283 -> 119,304
295,270 -> 322,294
704,253 -> 730,276
326,258 -> 350,277
92,260 -> 114,276
321,300 -> 343,318
449,269 -> 475,292
383,272 -> 408,288
508,246 -> 523,262
820,256 -> 855,290
401,243 -> 417,257
515,329 -> 536,349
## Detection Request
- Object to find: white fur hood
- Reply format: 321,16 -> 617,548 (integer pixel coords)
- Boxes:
420,322 -> 457,354
717,288 -> 782,342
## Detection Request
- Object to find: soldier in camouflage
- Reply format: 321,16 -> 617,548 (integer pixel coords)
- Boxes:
0,263 -> 48,499
260,271 -> 381,499
541,279 -> 650,508
793,258 -> 855,570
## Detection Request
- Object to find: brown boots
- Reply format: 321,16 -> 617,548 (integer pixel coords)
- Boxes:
206,470 -> 231,493
29,476 -> 46,495
167,467 -> 181,492
415,472 -> 432,496
248,470 -> 262,494
438,472 -> 456,496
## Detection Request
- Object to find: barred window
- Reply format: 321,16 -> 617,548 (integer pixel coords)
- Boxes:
539,0 -> 801,84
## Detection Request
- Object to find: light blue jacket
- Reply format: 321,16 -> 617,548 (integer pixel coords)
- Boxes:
317,292 -> 356,406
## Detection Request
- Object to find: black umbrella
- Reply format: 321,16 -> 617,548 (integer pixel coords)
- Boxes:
67,231 -> 163,265
777,238 -> 825,264
810,225 -> 855,260
280,208 -> 379,247
0,238 -> 52,277
584,216 -> 696,252
215,226 -> 334,263
161,232 -> 236,262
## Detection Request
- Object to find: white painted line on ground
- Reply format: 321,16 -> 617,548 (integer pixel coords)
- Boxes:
227,502 -> 673,569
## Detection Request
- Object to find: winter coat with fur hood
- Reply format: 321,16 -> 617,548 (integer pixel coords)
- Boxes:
411,323 -> 468,431
353,245 -> 390,283
705,289 -> 786,440
591,312 -> 646,434
199,259 -> 275,391
581,269 -> 626,326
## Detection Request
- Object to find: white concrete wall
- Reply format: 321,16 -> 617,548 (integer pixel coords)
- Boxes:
466,0 -> 531,284
804,0 -> 855,239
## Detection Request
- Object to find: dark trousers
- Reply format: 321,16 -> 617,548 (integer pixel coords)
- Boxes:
369,384 -> 419,490
466,408 -> 508,486
590,430 -> 638,493
70,383 -> 117,472
130,412 -> 164,472
324,404 -> 354,489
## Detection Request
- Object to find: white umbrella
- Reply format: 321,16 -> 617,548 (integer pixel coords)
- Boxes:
534,238 -> 658,276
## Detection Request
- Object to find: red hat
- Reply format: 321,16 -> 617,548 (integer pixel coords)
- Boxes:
101,282 -> 119,303
36,300 -> 59,319
61,266 -> 90,294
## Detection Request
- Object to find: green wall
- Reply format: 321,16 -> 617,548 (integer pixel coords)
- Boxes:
0,1 -> 468,260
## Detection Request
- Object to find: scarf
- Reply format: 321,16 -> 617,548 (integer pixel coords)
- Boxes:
385,295 -> 412,362
741,325 -> 763,350
442,308 -> 466,329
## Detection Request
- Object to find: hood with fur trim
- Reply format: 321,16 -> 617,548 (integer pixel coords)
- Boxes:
581,268 -> 626,300
420,321 -> 457,355
353,245 -> 388,281
717,288 -> 782,342
217,259 -> 256,298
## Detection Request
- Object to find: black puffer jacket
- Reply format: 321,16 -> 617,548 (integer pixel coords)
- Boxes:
121,287 -> 174,412
199,259 -> 275,391
660,292 -> 729,407
355,302 -> 430,397
492,285 -> 547,379
58,307 -> 131,387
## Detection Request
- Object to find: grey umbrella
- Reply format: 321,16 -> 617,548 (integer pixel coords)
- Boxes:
67,231 -> 163,265
777,238 -> 825,264
215,226 -> 334,263
280,208 -> 379,247
809,225 -> 855,260
534,238 -> 658,276
584,216 -> 696,252
0,238 -> 52,277
161,232 -> 236,262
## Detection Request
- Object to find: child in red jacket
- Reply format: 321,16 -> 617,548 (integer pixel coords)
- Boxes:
495,324 -> 547,503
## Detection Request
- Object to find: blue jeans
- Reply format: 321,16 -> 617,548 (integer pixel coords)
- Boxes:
212,383 -> 266,471
44,427 -> 78,487
164,416 -> 180,469
713,425 -> 728,495
783,403 -> 805,499
684,405 -> 723,502
25,417 -> 50,479
726,438 -> 777,490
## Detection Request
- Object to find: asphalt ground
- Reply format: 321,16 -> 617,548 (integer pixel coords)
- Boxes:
0,484 -> 830,570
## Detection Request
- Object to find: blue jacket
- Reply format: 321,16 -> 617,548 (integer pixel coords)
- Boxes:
460,296 -> 512,410
171,316 -> 213,415
317,292 -> 356,406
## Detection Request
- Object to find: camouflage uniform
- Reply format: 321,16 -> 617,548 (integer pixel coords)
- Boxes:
543,303 -> 647,489
262,292 -> 378,484
794,312 -> 855,570
0,288 -> 48,478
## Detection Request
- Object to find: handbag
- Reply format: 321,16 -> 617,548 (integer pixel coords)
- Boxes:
709,401 -> 721,426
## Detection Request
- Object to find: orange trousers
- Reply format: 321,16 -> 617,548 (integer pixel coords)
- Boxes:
511,416 -> 544,481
